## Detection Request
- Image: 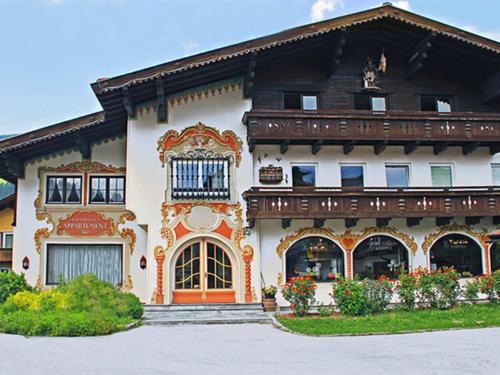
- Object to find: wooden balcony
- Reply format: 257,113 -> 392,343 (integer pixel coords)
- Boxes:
0,248 -> 12,263
243,186 -> 500,228
243,110 -> 500,155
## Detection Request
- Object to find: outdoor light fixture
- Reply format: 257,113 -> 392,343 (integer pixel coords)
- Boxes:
140,255 -> 147,270
22,256 -> 30,270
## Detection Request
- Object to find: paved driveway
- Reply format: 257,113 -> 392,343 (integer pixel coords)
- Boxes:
0,325 -> 498,375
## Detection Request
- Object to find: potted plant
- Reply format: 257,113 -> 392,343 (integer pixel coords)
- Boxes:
262,285 -> 278,312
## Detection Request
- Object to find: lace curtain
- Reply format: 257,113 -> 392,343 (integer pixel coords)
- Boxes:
47,244 -> 122,284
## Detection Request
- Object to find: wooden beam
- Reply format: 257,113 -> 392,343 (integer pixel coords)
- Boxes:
481,71 -> 500,103
465,217 -> 482,225
406,217 -> 422,227
1,155 -> 24,179
156,78 -> 168,123
122,86 -> 135,118
404,141 -> 418,155
313,218 -> 325,228
376,218 -> 390,227
327,30 -> 347,77
243,52 -> 257,99
75,132 -> 91,160
406,32 -> 436,79
280,141 -> 289,155
312,140 -> 323,155
374,141 -> 387,155
281,218 -> 291,229
343,141 -> 355,155
433,142 -> 449,155
462,142 -> 480,155
436,217 -> 452,226
345,218 -> 358,228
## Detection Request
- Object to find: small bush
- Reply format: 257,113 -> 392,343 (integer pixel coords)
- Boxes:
478,274 -> 497,303
364,276 -> 394,314
416,267 -> 460,309
318,304 -> 334,317
282,277 -> 316,317
332,276 -> 368,316
463,278 -> 480,304
397,271 -> 419,310
0,272 -> 31,304
0,274 -> 143,336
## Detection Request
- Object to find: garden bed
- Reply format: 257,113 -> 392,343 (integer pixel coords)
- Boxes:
276,304 -> 500,336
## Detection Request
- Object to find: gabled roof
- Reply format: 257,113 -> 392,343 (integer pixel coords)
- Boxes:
0,112 -> 104,154
91,3 -> 500,95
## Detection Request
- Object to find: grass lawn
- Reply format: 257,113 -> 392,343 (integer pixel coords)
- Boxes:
276,304 -> 500,336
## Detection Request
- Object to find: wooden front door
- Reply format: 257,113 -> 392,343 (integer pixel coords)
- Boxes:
172,240 -> 236,304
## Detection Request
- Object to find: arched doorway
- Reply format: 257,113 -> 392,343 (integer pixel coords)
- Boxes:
172,239 -> 235,304
286,237 -> 344,282
353,235 -> 408,279
429,234 -> 483,276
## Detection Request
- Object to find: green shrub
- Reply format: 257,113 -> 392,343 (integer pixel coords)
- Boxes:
0,271 -> 31,304
364,276 -> 394,314
282,277 -> 316,317
478,274 -> 497,303
397,271 -> 418,310
318,304 -> 334,317
0,273 -> 143,336
332,276 -> 368,316
432,267 -> 460,309
463,278 -> 481,304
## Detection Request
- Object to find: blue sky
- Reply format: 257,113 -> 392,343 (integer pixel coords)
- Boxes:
0,0 -> 499,134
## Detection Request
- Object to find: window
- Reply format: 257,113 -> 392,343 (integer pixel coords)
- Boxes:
46,244 -> 122,285
286,237 -> 344,282
2,233 -> 13,249
421,96 -> 452,112
89,176 -> 125,204
429,234 -> 482,276
385,165 -> 409,187
431,165 -> 453,187
353,236 -> 408,280
46,176 -> 82,204
492,164 -> 500,185
292,165 -> 316,187
284,93 -> 318,110
341,165 -> 364,187
172,157 -> 230,199
354,94 -> 387,111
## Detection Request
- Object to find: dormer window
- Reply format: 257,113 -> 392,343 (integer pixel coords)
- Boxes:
284,93 -> 318,110
353,94 -> 386,111
421,95 -> 452,112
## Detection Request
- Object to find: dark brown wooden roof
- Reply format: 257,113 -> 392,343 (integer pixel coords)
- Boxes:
91,3 -> 500,95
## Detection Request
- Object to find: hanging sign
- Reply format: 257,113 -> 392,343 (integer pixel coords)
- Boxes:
57,211 -> 115,237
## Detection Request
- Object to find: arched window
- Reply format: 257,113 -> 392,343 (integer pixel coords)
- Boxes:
353,235 -> 408,279
286,237 -> 344,282
429,234 -> 482,276
492,243 -> 500,272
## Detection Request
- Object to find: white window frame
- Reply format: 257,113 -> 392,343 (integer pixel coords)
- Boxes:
491,163 -> 500,186
290,162 -> 318,187
339,163 -> 366,187
384,163 -> 411,187
430,163 -> 455,187
1,232 -> 13,249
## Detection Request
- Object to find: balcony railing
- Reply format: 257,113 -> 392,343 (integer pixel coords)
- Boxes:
244,110 -> 500,154
0,248 -> 12,263
243,186 -> 500,226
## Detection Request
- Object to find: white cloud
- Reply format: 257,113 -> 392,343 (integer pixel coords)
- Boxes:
390,1 -> 411,10
181,40 -> 200,55
310,0 -> 344,22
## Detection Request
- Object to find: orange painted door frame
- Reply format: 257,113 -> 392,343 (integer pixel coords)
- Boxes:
172,239 -> 236,304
